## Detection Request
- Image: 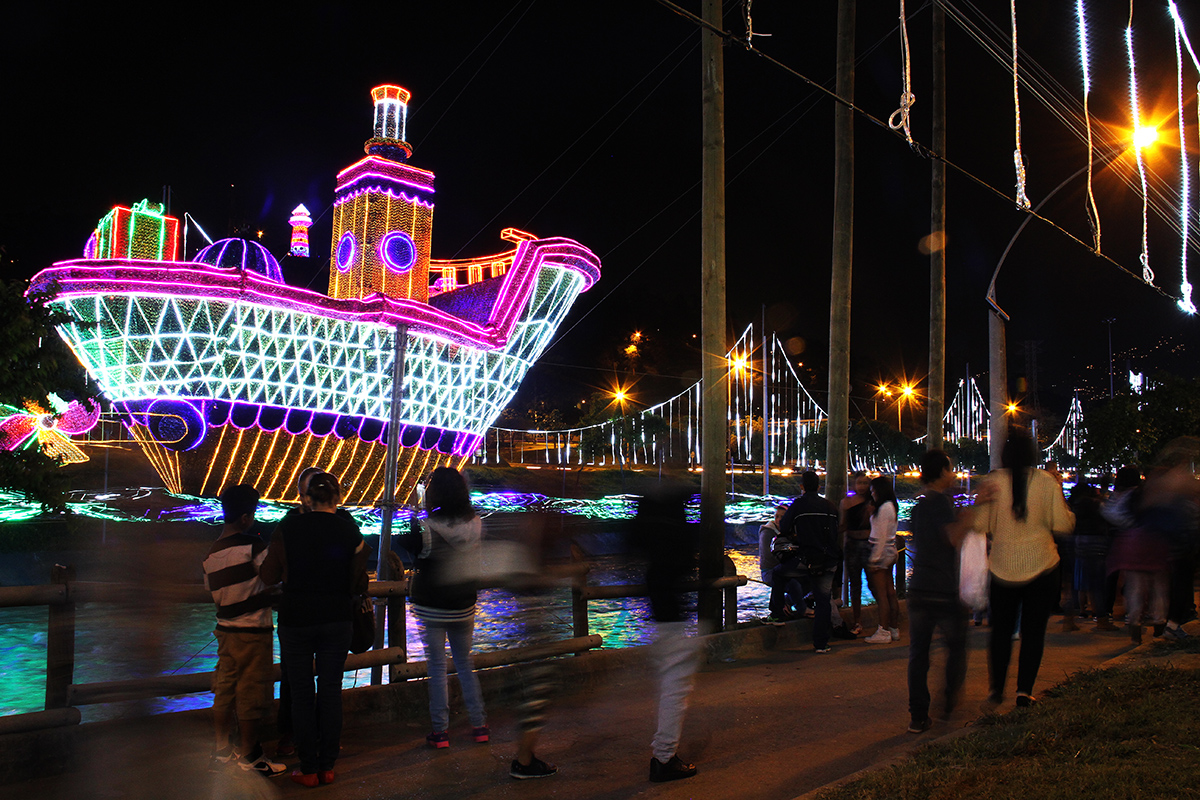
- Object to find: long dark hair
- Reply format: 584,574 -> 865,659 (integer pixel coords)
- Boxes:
870,476 -> 898,518
305,472 -> 341,506
1001,433 -> 1036,520
423,467 -> 475,521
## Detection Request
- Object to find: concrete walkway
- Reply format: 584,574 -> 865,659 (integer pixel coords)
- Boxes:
5,610 -> 1144,800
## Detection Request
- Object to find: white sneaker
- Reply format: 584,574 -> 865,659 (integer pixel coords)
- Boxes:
865,627 -> 892,643
890,627 -> 900,641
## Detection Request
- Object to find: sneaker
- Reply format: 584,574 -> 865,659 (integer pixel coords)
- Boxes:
814,645 -> 832,654
850,623 -> 863,635
907,717 -> 932,734
762,615 -> 787,627
239,746 -> 287,777
1163,624 -> 1190,640
1015,694 -> 1038,708
649,754 -> 697,782
865,627 -> 892,643
208,745 -> 238,772
472,726 -> 490,743
510,756 -> 557,779
427,731 -> 449,749
831,625 -> 857,640
319,770 -> 335,785
890,627 -> 900,641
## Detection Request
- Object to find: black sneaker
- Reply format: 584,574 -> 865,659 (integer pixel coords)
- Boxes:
907,717 -> 932,734
1015,694 -> 1038,709
813,644 -> 832,654
831,625 -> 857,640
510,756 -> 557,779
649,754 -> 697,782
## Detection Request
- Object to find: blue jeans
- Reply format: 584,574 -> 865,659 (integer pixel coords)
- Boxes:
421,616 -> 486,732
279,621 -> 352,773
907,594 -> 968,721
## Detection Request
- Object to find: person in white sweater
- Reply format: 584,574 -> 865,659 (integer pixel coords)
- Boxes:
864,477 -> 901,644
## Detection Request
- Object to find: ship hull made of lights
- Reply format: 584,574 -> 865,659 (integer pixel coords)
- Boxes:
31,240 -> 597,503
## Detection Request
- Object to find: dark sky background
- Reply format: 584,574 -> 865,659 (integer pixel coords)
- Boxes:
3,1 -> 1199,432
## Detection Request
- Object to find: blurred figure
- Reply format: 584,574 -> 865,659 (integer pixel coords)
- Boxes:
759,505 -> 804,622
398,467 -> 489,751
261,472 -> 368,787
840,472 -> 874,634
1069,481 -> 1117,631
906,450 -> 969,734
864,477 -> 901,644
633,480 -> 701,783
1156,439 -> 1199,639
202,484 -> 286,776
977,434 -> 1075,709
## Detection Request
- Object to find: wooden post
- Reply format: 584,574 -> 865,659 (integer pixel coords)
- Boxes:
927,0 -> 947,449
722,554 -> 738,631
45,564 -> 75,709
826,0 -> 856,507
698,0 -> 728,631
571,544 -> 590,639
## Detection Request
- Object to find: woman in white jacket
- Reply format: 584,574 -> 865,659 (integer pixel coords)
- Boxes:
864,477 -> 901,643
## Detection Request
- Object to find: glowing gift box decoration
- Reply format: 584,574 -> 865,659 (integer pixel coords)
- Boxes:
31,84 -> 600,506
86,199 -> 180,262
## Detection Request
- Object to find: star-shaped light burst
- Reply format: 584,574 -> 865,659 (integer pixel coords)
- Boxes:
0,395 -> 102,464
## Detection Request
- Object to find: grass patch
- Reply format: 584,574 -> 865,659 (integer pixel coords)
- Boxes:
817,665 -> 1200,800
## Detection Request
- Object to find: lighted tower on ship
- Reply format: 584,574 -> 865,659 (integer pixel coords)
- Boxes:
329,84 -> 433,303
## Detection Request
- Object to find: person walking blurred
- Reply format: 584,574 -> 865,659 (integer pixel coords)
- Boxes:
976,434 -> 1075,709
261,472 -> 368,787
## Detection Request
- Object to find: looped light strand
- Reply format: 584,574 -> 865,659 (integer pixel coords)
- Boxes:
887,0 -> 916,145
1011,0 -> 1031,210
1077,0 -> 1102,252
1126,21 -> 1154,285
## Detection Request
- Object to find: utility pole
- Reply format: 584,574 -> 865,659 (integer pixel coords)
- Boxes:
698,0 -> 728,631
826,0 -> 855,507
762,307 -> 770,497
927,1 -> 947,450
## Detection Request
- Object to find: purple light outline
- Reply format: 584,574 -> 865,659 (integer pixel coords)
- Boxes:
120,396 -> 482,457
32,238 -> 600,350
336,156 -> 434,188
332,185 -> 435,210
336,232 -> 356,271
379,230 -> 417,272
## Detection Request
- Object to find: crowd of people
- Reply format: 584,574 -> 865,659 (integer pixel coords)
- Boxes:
758,433 -> 1199,733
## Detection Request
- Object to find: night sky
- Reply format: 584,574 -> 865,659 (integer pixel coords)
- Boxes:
4,1 -> 1200,430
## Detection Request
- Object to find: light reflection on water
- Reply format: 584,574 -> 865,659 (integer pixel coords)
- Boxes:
0,487 -> 918,722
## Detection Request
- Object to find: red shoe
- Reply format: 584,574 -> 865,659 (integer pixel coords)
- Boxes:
472,726 -> 490,743
319,770 -> 335,785
427,731 -> 449,749
291,770 -> 319,788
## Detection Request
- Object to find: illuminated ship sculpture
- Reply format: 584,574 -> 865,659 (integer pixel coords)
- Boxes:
30,85 -> 600,505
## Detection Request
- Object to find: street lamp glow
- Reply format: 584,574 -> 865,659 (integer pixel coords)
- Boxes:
1006,402 -> 1020,415
1133,125 -> 1158,149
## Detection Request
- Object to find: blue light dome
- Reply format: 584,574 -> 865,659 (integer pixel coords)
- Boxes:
194,238 -> 283,282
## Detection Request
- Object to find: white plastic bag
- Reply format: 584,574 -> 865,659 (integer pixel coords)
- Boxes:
959,531 -> 989,612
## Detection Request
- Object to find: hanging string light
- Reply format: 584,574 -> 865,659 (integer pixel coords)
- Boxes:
888,0 -> 916,146
1077,0 -> 1102,252
1126,19 -> 1155,285
1170,0 -> 1200,313
1011,0 -> 1031,210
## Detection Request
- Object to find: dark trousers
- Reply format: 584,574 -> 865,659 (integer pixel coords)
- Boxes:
277,630 -> 292,739
767,563 -> 806,616
279,621 -> 352,773
907,594 -> 968,721
1168,552 -> 1197,624
988,568 -> 1058,698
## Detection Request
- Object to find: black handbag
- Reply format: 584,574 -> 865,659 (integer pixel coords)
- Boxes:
349,596 -> 376,654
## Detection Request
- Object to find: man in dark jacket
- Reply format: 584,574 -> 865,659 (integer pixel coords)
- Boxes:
779,471 -> 842,652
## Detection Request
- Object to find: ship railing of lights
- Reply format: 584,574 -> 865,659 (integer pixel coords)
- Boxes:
0,559 -> 746,734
